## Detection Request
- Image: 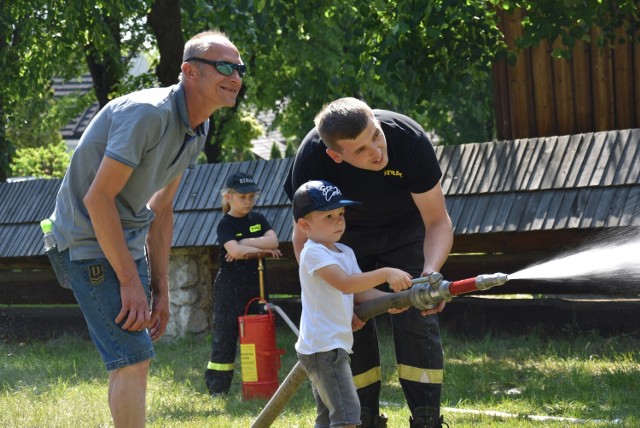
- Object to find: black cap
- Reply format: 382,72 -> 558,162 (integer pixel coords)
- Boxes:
226,172 -> 260,193
292,180 -> 360,221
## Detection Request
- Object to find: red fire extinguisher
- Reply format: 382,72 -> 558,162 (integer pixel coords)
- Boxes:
238,259 -> 284,400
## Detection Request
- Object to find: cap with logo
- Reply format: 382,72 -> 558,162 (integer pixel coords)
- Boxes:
226,172 -> 260,194
292,180 -> 360,221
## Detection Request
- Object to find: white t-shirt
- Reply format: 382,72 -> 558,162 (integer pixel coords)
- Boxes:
295,240 -> 361,355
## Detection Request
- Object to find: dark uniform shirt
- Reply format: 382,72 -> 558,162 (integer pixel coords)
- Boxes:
217,212 -> 272,272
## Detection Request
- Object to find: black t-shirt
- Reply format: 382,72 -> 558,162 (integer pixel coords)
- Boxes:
284,110 -> 442,233
217,211 -> 272,270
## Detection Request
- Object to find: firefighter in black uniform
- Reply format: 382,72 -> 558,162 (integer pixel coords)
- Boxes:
204,172 -> 281,396
283,98 -> 453,428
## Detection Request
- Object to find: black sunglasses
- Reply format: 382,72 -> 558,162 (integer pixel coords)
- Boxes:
185,57 -> 247,78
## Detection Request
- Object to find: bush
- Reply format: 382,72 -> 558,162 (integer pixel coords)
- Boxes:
10,140 -> 71,178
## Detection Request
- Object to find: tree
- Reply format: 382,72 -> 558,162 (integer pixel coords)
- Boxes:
0,0 -> 84,181
11,140 -> 71,178
214,109 -> 263,162
146,0 -> 183,87
0,0 -> 154,181
503,0 -> 640,58
284,140 -> 296,158
269,142 -> 282,160
195,0 -> 505,145
3,0 -> 638,180
199,0 -> 639,145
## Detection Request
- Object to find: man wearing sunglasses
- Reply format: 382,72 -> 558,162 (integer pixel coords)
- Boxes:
45,30 -> 244,427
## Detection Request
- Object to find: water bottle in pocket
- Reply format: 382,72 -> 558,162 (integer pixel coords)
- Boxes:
41,219 -> 70,289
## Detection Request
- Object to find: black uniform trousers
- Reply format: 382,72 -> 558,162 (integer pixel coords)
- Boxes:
343,226 -> 444,418
206,264 -> 261,394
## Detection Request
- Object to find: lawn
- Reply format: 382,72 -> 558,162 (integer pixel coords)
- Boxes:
1,313 -> 638,427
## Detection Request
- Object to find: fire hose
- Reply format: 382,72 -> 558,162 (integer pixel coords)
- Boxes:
251,272 -> 510,428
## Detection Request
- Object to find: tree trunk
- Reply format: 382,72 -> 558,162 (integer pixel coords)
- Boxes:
147,0 -> 184,86
83,14 -> 122,108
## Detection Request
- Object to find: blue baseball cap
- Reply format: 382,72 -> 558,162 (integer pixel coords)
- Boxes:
292,180 -> 360,221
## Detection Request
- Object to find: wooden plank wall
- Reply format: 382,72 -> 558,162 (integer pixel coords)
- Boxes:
493,7 -> 640,140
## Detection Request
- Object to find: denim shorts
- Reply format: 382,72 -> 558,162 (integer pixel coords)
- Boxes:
59,248 -> 155,371
297,349 -> 361,427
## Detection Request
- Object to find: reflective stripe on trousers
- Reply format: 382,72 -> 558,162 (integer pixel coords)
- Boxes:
207,361 -> 235,371
353,365 -> 443,389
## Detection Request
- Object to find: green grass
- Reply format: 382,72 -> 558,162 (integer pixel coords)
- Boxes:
1,318 -> 638,427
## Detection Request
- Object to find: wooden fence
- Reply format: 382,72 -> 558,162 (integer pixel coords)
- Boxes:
493,7 -> 640,140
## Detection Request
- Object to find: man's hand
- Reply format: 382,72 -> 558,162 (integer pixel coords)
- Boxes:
115,280 -> 151,331
419,272 -> 447,316
351,313 -> 366,331
149,291 -> 170,341
387,307 -> 409,315
421,300 -> 446,316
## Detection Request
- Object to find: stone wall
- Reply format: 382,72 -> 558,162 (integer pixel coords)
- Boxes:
164,247 -> 215,340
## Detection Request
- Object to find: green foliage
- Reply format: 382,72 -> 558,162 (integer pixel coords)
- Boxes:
8,89 -> 94,149
2,0 -> 639,179
284,139 -> 297,158
191,0 -> 504,144
494,0 -> 640,58
5,81 -> 93,179
116,71 -> 160,96
420,76 -> 496,145
217,109 -> 264,163
0,0 -> 154,180
269,141 -> 282,160
10,140 -> 71,178
0,1 -> 80,179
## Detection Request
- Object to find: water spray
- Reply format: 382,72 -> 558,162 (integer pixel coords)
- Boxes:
251,272 -> 511,428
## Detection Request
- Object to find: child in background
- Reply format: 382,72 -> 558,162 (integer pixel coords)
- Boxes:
292,180 -> 412,427
204,172 -> 281,396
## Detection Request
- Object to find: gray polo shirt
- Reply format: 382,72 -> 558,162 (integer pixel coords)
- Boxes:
51,82 -> 207,261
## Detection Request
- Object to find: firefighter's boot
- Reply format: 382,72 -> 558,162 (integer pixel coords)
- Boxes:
203,368 -> 231,396
409,406 -> 448,428
359,407 -> 388,427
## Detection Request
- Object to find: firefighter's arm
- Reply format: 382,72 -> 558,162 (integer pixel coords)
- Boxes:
412,182 -> 452,316
411,182 -> 453,276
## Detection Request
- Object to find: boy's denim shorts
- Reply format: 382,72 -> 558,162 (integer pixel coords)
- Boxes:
297,349 -> 361,427
56,248 -> 155,371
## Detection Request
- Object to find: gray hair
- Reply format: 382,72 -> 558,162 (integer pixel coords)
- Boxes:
183,30 -> 230,61
179,30 -> 232,81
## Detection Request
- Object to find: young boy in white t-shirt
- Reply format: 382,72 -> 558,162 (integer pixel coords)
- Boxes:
292,179 -> 413,428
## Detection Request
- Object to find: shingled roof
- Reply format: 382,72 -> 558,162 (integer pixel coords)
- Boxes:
1,129 -> 638,260
51,76 -> 98,142
440,128 -> 640,234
